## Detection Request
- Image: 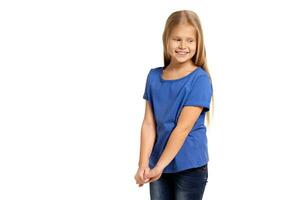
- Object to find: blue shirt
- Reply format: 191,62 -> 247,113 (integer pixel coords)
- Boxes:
143,66 -> 213,173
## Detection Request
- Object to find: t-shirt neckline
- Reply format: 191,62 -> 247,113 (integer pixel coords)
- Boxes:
159,67 -> 200,82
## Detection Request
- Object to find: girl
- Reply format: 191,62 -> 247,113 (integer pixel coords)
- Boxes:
134,10 -> 214,200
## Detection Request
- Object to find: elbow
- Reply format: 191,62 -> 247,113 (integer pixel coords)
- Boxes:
175,124 -> 194,135
141,122 -> 156,133
142,119 -> 156,129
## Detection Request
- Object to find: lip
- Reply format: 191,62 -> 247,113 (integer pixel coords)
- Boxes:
175,51 -> 189,56
175,50 -> 189,54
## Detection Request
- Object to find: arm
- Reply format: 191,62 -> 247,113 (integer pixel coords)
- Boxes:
138,100 -> 156,168
155,106 -> 203,170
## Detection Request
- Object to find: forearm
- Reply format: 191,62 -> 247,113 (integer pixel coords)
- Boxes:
155,126 -> 191,170
138,123 -> 156,168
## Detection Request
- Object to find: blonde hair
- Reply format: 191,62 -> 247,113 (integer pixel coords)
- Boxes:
162,10 -> 215,128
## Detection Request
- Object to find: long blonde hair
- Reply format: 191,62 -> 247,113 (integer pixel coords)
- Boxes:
162,10 -> 215,128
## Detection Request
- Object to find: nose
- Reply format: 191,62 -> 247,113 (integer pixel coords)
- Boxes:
179,41 -> 186,49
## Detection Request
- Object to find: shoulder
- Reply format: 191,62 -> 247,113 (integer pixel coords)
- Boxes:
193,67 -> 211,82
150,66 -> 163,73
195,66 -> 209,76
189,67 -> 213,93
146,66 -> 163,77
144,67 -> 163,85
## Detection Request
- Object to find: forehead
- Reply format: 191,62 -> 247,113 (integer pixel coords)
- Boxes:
170,24 -> 196,38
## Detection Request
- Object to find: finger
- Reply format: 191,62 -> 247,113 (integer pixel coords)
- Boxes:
144,168 -> 150,179
146,170 -> 155,179
144,173 -> 156,183
143,178 -> 150,183
139,171 -> 145,179
136,176 -> 144,185
139,178 -> 145,185
143,171 -> 150,182
139,173 -> 145,182
148,178 -> 158,183
144,170 -> 150,179
148,175 -> 161,183
135,175 -> 140,182
144,178 -> 151,183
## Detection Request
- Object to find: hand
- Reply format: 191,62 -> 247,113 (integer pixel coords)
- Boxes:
144,165 -> 164,183
134,166 -> 151,187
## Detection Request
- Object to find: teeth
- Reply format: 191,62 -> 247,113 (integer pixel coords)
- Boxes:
176,52 -> 188,55
176,50 -> 188,54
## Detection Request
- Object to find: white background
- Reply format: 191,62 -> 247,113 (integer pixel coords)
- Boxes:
1,0 -> 300,199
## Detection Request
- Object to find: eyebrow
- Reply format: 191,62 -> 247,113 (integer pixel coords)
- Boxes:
172,36 -> 195,40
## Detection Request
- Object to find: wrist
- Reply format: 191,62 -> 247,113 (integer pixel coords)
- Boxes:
155,162 -> 166,171
138,161 -> 149,168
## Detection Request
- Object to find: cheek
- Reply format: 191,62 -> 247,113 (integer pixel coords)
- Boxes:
167,44 -> 177,55
191,43 -> 197,50
190,44 -> 197,53
188,45 -> 197,57
168,42 -> 177,50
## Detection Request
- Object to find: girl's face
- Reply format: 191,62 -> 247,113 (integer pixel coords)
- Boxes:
167,24 -> 197,65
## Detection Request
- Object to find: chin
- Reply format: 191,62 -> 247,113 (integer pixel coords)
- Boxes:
174,57 -> 192,63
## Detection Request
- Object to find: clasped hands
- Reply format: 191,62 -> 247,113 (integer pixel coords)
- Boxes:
134,165 -> 164,187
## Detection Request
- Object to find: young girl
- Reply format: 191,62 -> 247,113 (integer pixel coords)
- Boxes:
134,10 -> 214,200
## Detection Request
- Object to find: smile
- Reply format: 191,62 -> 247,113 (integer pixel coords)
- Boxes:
175,50 -> 189,55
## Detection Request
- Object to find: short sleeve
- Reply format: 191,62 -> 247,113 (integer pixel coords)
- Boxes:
184,74 -> 213,112
143,69 -> 152,101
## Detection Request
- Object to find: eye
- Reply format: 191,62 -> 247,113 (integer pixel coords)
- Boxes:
188,40 -> 194,43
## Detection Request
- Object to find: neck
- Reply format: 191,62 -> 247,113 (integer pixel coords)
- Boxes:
167,60 -> 195,71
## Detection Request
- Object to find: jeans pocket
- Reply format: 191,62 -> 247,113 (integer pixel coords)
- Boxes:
195,164 -> 208,173
175,165 -> 208,190
180,164 -> 207,175
183,165 -> 208,183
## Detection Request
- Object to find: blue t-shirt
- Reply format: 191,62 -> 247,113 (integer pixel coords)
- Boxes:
143,66 -> 213,173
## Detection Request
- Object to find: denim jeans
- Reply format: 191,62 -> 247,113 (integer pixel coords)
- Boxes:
149,164 -> 208,200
